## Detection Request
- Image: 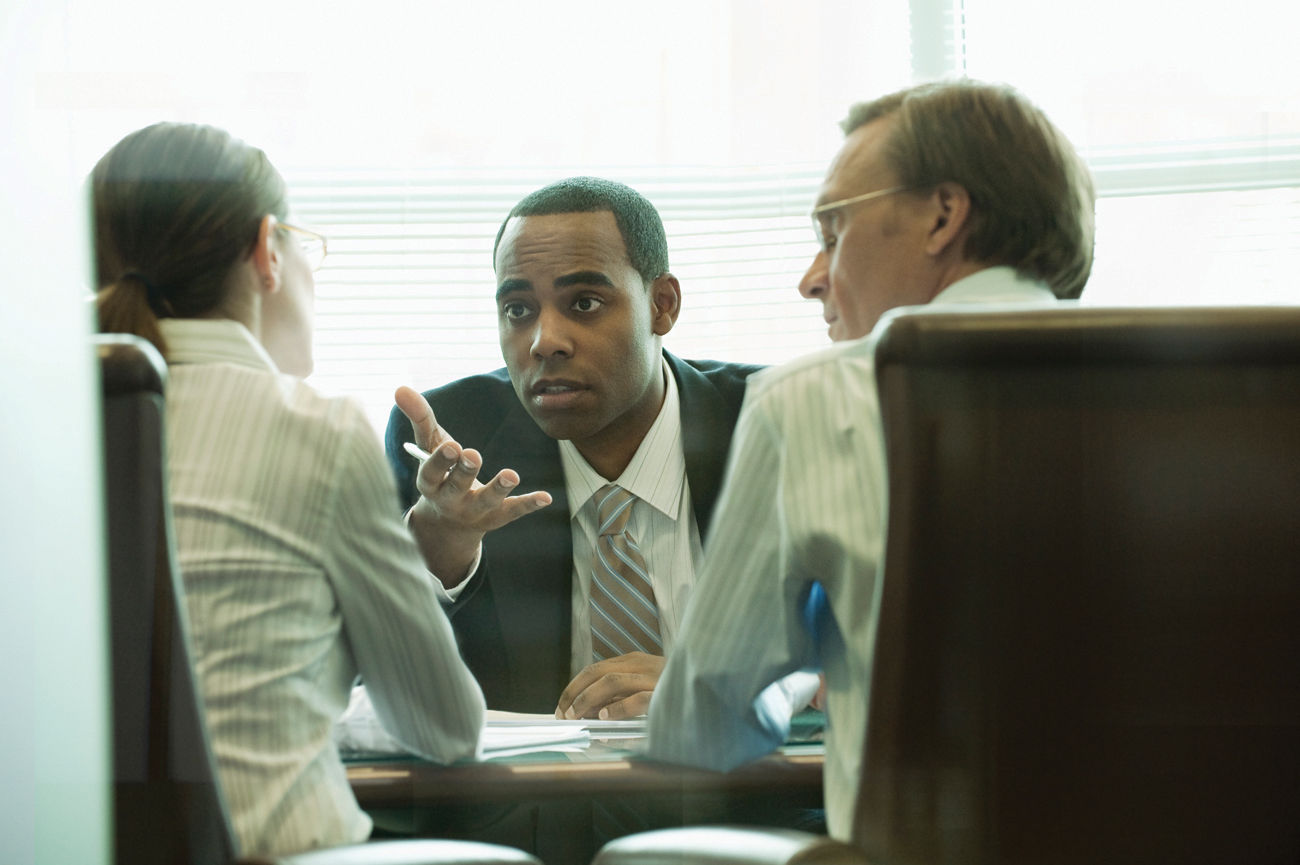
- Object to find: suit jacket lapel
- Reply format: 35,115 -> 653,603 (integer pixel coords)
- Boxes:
479,400 -> 573,705
667,352 -> 736,541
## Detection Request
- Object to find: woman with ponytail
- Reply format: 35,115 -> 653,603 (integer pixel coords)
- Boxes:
92,123 -> 484,856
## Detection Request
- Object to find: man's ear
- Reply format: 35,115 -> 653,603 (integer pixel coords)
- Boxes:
649,273 -> 682,336
923,182 -> 972,258
250,214 -> 281,294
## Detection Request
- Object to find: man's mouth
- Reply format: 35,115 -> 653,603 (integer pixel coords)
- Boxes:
530,379 -> 588,409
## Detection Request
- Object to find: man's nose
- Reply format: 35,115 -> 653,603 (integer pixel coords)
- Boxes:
798,250 -> 828,299
530,307 -> 574,358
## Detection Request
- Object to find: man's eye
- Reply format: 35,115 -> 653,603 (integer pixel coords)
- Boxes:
572,296 -> 604,313
821,235 -> 838,252
501,302 -> 531,320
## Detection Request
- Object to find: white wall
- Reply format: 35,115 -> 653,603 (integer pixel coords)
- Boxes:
0,2 -> 110,863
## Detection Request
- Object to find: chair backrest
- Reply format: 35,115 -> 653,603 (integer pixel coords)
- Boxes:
98,333 -> 239,865
862,306 -> 1300,865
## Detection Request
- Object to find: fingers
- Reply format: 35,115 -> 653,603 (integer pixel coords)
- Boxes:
555,663 -> 605,719
596,690 -> 652,721
475,469 -> 553,520
428,455 -> 550,514
394,386 -> 447,452
442,448 -> 482,495
416,448 -> 552,532
562,672 -> 655,720
413,440 -> 466,499
394,387 -> 552,528
555,652 -> 664,720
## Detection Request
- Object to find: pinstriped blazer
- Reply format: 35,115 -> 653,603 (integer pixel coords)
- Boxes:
159,318 -> 484,853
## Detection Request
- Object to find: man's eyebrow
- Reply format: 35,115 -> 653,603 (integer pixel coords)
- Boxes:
495,278 -> 532,301
554,270 -> 615,290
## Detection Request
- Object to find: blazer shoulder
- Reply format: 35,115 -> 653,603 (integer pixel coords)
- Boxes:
666,354 -> 764,537
417,369 -> 519,441
670,354 -> 765,403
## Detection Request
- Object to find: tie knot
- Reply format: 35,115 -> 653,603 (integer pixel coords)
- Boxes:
595,484 -> 636,536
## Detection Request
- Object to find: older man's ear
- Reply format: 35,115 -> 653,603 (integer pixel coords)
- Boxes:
922,181 -> 973,259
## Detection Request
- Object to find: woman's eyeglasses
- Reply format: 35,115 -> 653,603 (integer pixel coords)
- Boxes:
278,222 -> 328,272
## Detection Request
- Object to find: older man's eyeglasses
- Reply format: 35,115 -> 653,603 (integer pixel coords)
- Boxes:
279,222 -> 329,272
810,186 -> 909,252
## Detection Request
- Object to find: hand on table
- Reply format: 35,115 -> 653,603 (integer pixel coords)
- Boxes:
554,651 -> 666,721
395,385 -> 551,586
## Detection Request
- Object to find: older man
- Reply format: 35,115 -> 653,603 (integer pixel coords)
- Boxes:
646,80 -> 1095,840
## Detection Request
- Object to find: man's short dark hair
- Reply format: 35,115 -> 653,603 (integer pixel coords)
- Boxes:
492,176 -> 670,284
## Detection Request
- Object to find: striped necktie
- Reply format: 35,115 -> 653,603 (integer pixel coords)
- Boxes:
589,483 -> 662,661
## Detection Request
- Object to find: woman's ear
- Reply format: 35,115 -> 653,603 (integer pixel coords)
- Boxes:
649,273 -> 682,336
923,182 -> 973,258
250,214 -> 281,294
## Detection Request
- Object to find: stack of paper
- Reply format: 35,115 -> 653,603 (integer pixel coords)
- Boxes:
479,724 -> 591,759
334,687 -> 646,760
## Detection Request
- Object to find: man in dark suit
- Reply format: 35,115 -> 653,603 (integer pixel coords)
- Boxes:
385,177 -> 762,717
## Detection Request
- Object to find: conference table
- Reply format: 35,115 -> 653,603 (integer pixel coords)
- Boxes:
349,740 -> 824,808
345,712 -> 825,863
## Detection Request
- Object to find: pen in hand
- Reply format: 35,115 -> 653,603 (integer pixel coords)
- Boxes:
403,441 -> 432,461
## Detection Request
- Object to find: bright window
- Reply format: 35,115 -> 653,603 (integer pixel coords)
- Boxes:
958,0 -> 1300,305
56,0 -> 1300,432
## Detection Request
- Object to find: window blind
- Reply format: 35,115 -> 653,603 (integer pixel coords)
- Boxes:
278,0 -> 1300,434
288,167 -> 828,433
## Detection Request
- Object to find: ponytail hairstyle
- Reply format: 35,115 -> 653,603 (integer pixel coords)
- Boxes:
92,122 -> 288,355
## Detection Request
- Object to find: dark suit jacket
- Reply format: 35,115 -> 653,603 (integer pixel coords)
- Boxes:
385,351 -> 762,712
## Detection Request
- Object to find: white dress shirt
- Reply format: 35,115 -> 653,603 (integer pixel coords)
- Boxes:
435,360 -> 701,674
559,359 -> 701,675
159,319 -> 484,856
646,267 -> 1057,840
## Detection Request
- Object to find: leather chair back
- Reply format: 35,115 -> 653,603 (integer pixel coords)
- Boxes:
864,306 -> 1300,864
99,333 -> 239,865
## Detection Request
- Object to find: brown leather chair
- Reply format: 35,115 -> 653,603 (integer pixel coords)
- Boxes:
594,305 -> 1300,865
97,334 -> 539,865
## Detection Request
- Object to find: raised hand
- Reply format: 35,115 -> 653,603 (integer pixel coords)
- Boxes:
395,385 -> 551,586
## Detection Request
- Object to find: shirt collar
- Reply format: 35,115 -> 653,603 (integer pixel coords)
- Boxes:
157,318 -> 280,372
560,356 -> 686,521
931,265 -> 1056,305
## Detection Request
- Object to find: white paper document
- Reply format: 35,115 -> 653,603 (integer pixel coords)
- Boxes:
484,708 -> 647,737
334,687 -> 645,759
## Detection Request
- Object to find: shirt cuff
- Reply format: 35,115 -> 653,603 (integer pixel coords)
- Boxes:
775,671 -> 822,714
403,506 -> 482,605
436,546 -> 482,604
